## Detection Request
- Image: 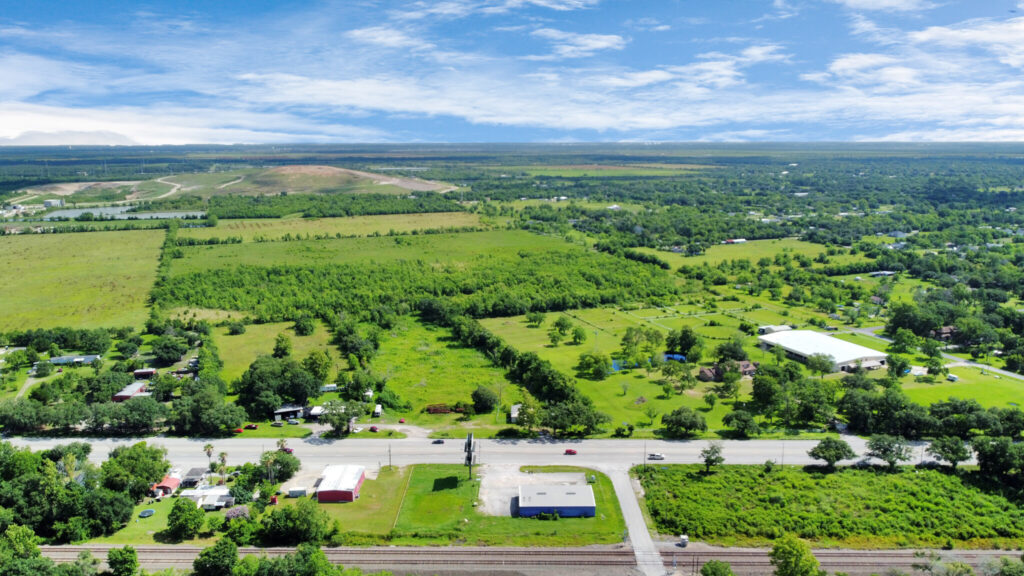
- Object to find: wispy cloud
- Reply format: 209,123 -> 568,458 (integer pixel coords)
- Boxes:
524,28 -> 626,60
828,0 -> 936,12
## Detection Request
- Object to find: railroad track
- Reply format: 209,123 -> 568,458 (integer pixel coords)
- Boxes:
663,549 -> 1021,575
41,545 -> 638,568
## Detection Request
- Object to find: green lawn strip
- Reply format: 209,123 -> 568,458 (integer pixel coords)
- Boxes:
314,465 -> 408,534
638,464 -> 1024,549
0,229 -> 165,331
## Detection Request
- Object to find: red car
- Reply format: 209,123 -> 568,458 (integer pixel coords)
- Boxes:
564,449 -> 577,455
399,418 -> 406,424
369,426 -> 379,432
233,428 -> 243,434
244,424 -> 258,429
279,447 -> 294,454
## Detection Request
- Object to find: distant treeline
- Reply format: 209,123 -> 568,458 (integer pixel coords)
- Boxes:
206,193 -> 462,219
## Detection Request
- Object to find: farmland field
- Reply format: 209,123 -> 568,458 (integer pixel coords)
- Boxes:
177,212 -> 483,242
167,230 -> 581,275
0,230 -> 164,330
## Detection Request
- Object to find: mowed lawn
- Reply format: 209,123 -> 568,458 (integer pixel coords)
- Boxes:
177,212 -> 483,243
902,366 -> 1024,408
0,230 -> 164,330
169,230 -> 579,275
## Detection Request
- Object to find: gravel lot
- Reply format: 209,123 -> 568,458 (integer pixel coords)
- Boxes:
477,464 -> 587,517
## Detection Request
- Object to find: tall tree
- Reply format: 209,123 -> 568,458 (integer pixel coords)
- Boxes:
769,534 -> 825,576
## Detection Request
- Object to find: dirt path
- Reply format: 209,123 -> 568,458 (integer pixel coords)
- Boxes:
153,177 -> 183,199
15,375 -> 42,399
217,175 -> 245,189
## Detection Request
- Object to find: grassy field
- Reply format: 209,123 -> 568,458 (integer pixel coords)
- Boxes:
169,230 -> 579,275
177,212 -> 483,243
638,464 -> 1024,549
494,164 -> 706,177
213,320 -> 345,384
480,309 -> 808,438
902,366 -> 1024,408
90,495 -> 226,546
371,318 -> 523,432
0,230 -> 165,330
159,167 -> 410,198
636,238 -> 867,269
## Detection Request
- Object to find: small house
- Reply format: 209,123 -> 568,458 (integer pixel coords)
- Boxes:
181,467 -> 207,488
518,485 -> 595,518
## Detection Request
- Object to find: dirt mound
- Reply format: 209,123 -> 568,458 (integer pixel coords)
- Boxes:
267,165 -> 350,176
266,165 -> 451,193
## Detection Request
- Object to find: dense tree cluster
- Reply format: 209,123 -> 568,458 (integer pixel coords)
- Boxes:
207,192 -> 461,219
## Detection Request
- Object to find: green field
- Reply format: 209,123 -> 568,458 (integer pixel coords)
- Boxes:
0,230 -> 165,330
178,212 -> 483,243
903,366 -> 1024,408
495,164 -> 706,177
636,238 -> 867,269
639,464 -> 1024,549
168,230 -> 580,275
481,309 -> 787,438
214,320 -> 346,384
159,167 -> 411,198
372,318 -> 522,432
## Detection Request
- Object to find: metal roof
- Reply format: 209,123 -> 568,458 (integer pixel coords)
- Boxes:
318,465 -> 365,493
518,484 -> 595,509
758,330 -> 887,366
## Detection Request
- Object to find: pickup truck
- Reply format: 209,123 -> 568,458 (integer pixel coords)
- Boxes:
648,453 -> 666,460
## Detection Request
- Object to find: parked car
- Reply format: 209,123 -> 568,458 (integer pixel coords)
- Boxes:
287,418 -> 299,425
564,448 -> 577,455
648,453 -> 666,460
233,428 -> 243,434
432,439 -> 445,445
279,447 -> 294,454
399,418 -> 405,423
370,426 -> 379,432
271,421 -> 284,427
139,509 -> 155,518
244,423 -> 259,429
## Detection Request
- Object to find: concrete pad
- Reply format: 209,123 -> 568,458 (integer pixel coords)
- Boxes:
477,463 -> 586,517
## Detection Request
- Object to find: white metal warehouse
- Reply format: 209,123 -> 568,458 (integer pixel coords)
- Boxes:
757,330 -> 887,372
518,485 -> 596,518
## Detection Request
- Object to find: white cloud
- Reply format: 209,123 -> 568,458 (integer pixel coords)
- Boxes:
525,28 -> 626,60
829,0 -> 936,11
345,26 -> 435,51
910,17 -> 1024,68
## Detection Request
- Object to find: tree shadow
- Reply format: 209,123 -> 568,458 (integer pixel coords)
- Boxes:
432,476 -> 460,491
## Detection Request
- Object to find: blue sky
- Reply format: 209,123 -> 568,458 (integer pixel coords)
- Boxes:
1,0 -> 1022,144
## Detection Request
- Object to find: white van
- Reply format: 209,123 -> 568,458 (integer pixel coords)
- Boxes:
373,404 -> 382,417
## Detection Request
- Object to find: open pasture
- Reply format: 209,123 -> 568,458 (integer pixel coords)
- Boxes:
177,212 -> 483,243
902,366 -> 1024,408
214,320 -> 344,384
636,238 -> 868,269
168,230 -> 580,275
0,230 -> 164,330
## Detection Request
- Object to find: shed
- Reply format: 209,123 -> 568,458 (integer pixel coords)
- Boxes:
152,471 -> 182,496
113,381 -> 150,402
518,485 -> 596,518
181,467 -> 207,488
134,368 -> 157,379
274,404 -> 305,420
508,403 -> 522,424
316,465 -> 366,503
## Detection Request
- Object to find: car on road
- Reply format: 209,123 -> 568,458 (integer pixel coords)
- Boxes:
287,418 -> 299,425
399,418 -> 405,423
432,439 -> 445,444
369,426 -> 379,432
279,447 -> 294,454
139,509 -> 155,518
271,421 -> 284,427
648,453 -> 665,460
564,448 -> 577,455
244,423 -> 258,429
233,428 -> 243,434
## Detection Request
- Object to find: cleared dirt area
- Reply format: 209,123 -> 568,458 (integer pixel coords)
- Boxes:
21,181 -> 140,196
477,464 -> 587,517
269,165 -> 452,192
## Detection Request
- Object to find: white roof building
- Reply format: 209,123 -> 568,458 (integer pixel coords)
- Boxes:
318,465 -> 366,493
758,330 -> 887,372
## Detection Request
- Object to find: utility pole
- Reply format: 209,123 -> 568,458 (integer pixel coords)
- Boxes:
388,444 -> 392,468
